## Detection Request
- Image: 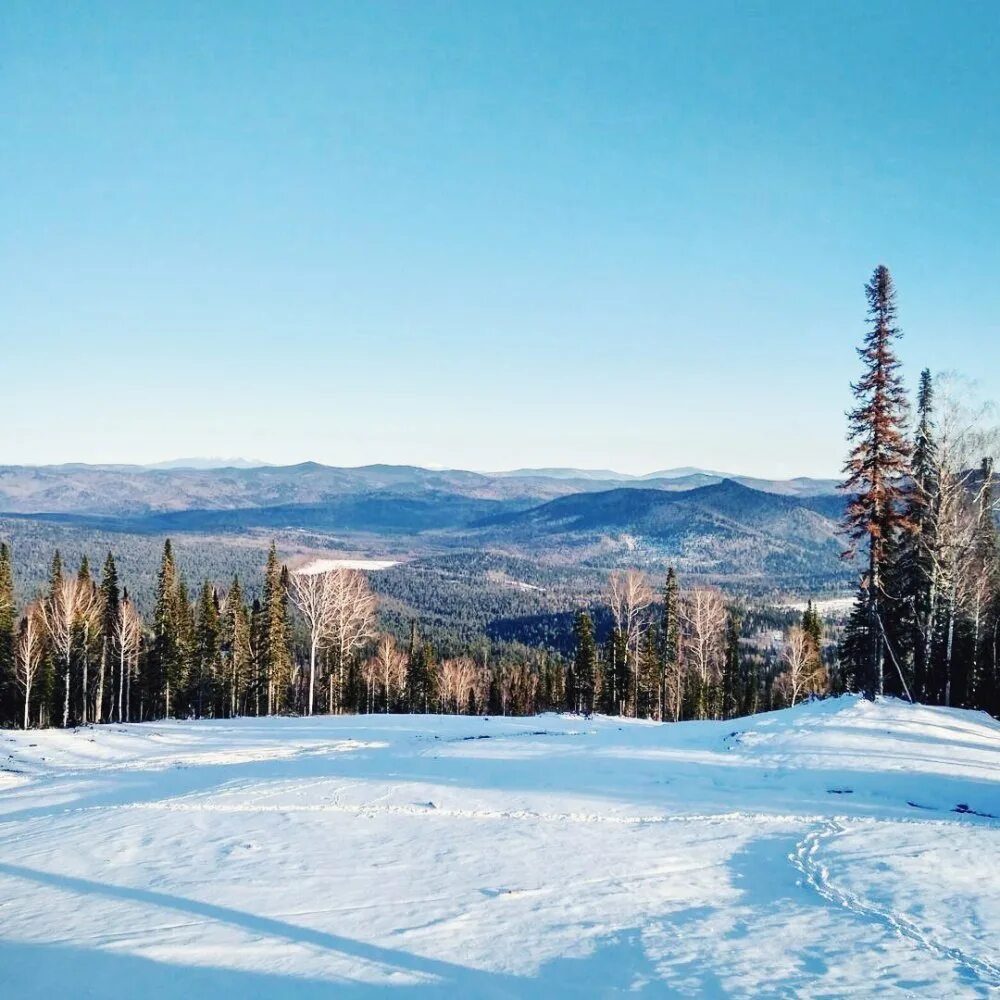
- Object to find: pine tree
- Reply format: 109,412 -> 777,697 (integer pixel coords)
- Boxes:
153,540 -> 182,718
193,581 -> 222,718
841,265 -> 911,697
890,368 -> 938,700
405,619 -> 419,712
721,612 -> 741,720
662,568 -> 681,721
802,601 -> 823,657
39,551 -> 63,726
221,576 -> 250,717
175,575 -> 194,714
405,632 -> 437,715
571,610 -> 597,714
637,624 -> 661,719
250,597 -> 265,715
97,552 -> 120,724
261,543 -> 291,714
602,627 -> 627,715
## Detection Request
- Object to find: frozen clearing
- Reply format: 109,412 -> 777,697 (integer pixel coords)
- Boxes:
295,558 -> 399,574
0,699 -> 997,998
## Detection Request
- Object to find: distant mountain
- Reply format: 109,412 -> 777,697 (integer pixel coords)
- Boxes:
493,466 -> 736,481
143,457 -> 272,470
0,462 -> 841,519
492,467 -> 841,495
491,467 -> 634,481
638,466 -> 733,480
475,480 -> 849,582
0,465 -> 856,588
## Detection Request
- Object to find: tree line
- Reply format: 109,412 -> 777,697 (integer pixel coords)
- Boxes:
0,539 -> 570,728
0,535 -> 819,728
565,568 -> 827,722
839,265 -> 999,715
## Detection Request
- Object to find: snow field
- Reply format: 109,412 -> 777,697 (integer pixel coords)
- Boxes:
0,697 -> 997,997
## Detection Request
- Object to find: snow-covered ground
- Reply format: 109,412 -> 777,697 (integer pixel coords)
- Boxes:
781,596 -> 855,616
295,558 -> 399,574
1,698 -> 997,997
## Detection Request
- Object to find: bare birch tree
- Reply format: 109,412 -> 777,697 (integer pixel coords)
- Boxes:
78,585 -> 104,725
681,587 -> 727,719
775,625 -> 828,706
289,569 -> 339,716
41,575 -> 99,728
439,657 -> 477,714
327,569 -> 378,714
370,634 -> 406,713
921,376 -> 1000,704
113,597 -> 143,723
15,604 -> 44,729
608,569 -> 653,715
358,649 -> 379,713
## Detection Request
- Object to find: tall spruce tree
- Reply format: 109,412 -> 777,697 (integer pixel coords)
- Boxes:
571,610 -> 597,715
175,575 -> 194,715
97,552 -> 120,724
637,624 -> 661,720
841,265 -> 911,697
602,627 -> 627,715
721,612 -> 742,720
153,540 -> 182,718
261,543 -> 291,715
802,601 -> 823,656
662,568 -> 682,721
222,576 -> 250,717
40,551 -> 64,726
193,581 -> 222,718
890,368 -> 938,700
405,620 -> 428,713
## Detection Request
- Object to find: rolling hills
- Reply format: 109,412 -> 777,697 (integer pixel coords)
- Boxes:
0,464 -> 853,635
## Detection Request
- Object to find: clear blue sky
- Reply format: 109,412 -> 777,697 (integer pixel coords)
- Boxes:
3,2 -> 998,477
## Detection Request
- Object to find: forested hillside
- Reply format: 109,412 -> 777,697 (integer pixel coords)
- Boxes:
1,267 -> 998,732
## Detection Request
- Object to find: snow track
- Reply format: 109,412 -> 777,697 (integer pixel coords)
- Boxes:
791,819 -> 1000,991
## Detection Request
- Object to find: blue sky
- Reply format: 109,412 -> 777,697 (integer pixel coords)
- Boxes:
2,2 -> 998,477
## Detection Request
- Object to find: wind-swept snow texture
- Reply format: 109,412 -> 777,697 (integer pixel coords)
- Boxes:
1,698 -> 997,997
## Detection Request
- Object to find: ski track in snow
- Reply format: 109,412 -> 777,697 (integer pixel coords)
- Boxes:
790,819 -> 1000,991
1,698 -> 998,997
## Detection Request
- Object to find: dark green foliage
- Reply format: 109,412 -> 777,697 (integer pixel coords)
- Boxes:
601,627 -> 627,716
261,543 -> 292,714
802,602 -> 822,651
192,581 -> 222,717
407,637 -> 435,714
570,610 -> 597,714
721,612 -> 742,721
152,540 -> 188,718
96,552 -> 120,724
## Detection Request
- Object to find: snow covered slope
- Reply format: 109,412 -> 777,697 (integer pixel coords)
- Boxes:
0,698 -> 997,997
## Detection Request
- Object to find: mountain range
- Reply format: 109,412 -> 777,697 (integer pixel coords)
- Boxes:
0,462 -> 851,591
0,462 -> 840,518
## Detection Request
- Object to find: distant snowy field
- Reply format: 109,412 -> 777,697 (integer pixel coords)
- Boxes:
295,558 -> 399,574
1,699 -> 998,997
